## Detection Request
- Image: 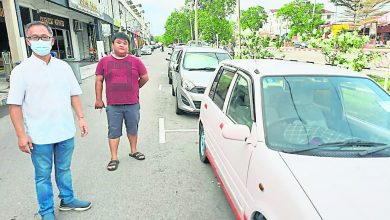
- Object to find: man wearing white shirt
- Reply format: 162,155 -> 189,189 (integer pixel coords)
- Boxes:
7,21 -> 91,220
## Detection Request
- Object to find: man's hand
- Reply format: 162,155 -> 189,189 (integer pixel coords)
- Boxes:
18,134 -> 33,154
95,100 -> 105,109
79,118 -> 88,137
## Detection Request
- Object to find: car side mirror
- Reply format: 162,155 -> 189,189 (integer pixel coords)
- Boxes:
166,58 -> 170,61
174,64 -> 179,72
222,124 -> 251,141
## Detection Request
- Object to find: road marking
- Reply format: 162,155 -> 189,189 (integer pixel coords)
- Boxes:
161,71 -> 165,75
159,118 -> 166,144
165,129 -> 197,132
158,85 -> 162,91
158,118 -> 198,144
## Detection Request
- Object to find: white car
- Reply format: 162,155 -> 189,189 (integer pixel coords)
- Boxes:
199,59 -> 390,220
171,47 -> 231,114
141,45 -> 153,55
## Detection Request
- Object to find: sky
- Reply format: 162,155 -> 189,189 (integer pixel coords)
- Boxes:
132,0 -> 385,36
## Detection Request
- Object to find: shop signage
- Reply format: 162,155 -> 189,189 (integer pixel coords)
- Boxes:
69,0 -> 101,18
47,0 -> 68,7
32,11 -> 70,29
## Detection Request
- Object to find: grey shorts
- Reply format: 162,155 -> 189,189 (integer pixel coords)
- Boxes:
106,104 -> 140,139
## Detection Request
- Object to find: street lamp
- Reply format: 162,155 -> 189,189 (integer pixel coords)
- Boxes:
237,0 -> 241,55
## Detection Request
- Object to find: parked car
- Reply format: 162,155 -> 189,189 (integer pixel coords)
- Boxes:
293,41 -> 308,48
199,59 -> 390,220
141,45 -> 153,55
171,47 -> 231,114
165,46 -> 184,84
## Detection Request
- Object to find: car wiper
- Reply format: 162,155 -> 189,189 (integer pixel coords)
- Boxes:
359,145 -> 390,156
187,67 -> 216,71
283,141 -> 386,154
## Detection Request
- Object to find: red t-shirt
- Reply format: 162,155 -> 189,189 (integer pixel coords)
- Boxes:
95,55 -> 147,105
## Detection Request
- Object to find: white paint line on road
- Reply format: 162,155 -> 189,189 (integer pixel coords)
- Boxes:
165,129 -> 198,133
158,85 -> 162,91
161,71 -> 165,75
159,118 -> 166,144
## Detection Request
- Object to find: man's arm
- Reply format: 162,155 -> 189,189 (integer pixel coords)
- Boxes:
9,105 -> 33,154
71,96 -> 88,137
139,74 -> 149,88
95,75 -> 105,108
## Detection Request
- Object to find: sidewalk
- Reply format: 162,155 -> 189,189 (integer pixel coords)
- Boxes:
0,62 -> 97,107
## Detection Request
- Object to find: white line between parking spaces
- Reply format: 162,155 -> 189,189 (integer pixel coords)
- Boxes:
159,118 -> 166,144
165,129 -> 198,133
158,118 -> 198,144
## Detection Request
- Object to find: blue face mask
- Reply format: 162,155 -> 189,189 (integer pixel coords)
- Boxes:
30,40 -> 52,56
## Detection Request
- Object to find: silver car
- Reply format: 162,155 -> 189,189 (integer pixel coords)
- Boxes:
165,46 -> 184,84
171,47 -> 231,114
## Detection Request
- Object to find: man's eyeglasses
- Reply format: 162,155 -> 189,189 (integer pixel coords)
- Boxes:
26,36 -> 52,41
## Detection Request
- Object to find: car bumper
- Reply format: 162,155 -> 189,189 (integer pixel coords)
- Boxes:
177,87 -> 203,113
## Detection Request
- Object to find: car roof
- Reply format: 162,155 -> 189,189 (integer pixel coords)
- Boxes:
221,59 -> 366,77
183,47 -> 229,53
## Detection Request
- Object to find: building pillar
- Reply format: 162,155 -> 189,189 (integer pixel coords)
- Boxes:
95,18 -> 104,59
3,0 -> 25,62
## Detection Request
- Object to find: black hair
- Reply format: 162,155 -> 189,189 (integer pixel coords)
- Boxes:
112,32 -> 130,45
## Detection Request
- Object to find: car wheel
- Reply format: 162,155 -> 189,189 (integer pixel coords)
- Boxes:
199,124 -> 209,163
175,96 -> 183,115
253,212 -> 267,220
171,84 -> 175,96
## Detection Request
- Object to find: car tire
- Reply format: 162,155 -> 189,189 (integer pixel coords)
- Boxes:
171,84 -> 175,96
199,124 -> 209,163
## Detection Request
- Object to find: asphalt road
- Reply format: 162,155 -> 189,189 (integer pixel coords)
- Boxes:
0,50 -> 234,220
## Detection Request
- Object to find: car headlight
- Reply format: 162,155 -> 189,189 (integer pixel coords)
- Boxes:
181,78 -> 195,91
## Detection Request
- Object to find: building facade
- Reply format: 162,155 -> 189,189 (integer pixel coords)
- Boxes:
0,0 -> 150,68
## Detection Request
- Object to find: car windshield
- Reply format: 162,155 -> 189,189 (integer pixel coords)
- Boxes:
262,76 -> 390,157
183,52 -> 231,70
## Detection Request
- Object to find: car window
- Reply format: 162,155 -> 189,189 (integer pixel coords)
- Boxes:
171,50 -> 179,62
183,52 -> 230,70
227,75 -> 253,128
213,69 -> 235,110
262,76 -> 390,158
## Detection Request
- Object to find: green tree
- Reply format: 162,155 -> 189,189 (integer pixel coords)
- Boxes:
188,0 -> 236,19
163,10 -> 191,45
277,0 -> 325,38
330,0 -> 390,27
241,6 -> 267,31
240,30 -> 273,59
198,11 -> 234,43
309,30 -> 380,71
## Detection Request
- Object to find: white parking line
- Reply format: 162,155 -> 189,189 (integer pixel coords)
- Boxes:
165,129 -> 197,132
158,118 -> 198,144
161,71 -> 165,75
158,85 -> 162,91
159,118 -> 166,144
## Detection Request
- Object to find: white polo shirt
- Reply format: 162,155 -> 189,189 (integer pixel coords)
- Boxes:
7,54 -> 82,144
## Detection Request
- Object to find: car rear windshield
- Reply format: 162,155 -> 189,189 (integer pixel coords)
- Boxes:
183,52 -> 231,70
262,76 -> 390,157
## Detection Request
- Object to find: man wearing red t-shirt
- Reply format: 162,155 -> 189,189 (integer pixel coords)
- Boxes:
95,32 -> 149,171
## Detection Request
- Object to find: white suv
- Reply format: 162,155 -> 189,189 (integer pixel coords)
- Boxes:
199,59 -> 390,220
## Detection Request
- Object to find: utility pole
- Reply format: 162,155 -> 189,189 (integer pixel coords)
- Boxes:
312,0 -> 316,18
194,0 -> 199,41
237,0 -> 241,56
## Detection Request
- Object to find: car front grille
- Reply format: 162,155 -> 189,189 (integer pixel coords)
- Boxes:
194,101 -> 201,109
190,87 -> 206,94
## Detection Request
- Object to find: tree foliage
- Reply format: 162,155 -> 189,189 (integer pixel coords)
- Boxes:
239,30 -> 273,59
198,11 -> 234,43
163,10 -> 191,45
330,0 -> 390,26
309,30 -> 380,71
277,0 -> 325,38
241,6 -> 267,31
188,0 -> 236,19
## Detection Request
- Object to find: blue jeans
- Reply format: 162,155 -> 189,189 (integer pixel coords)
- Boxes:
31,138 -> 75,216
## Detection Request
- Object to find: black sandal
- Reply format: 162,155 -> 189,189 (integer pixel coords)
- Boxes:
107,160 -> 119,171
129,152 -> 145,160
